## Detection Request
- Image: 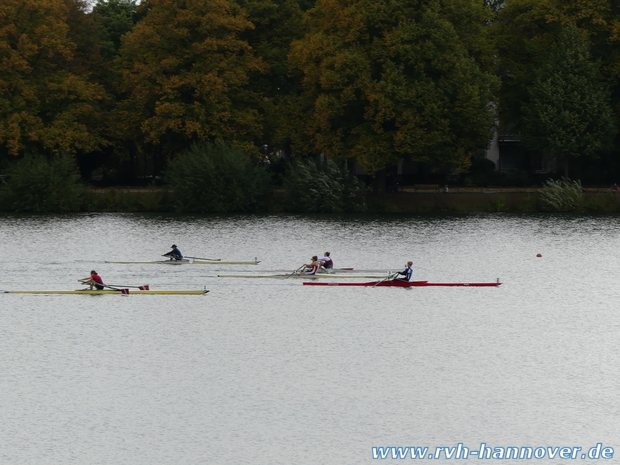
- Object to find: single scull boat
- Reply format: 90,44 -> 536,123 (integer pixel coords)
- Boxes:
218,273 -> 390,278
2,289 -> 209,295
105,259 -> 260,265
303,280 -> 501,287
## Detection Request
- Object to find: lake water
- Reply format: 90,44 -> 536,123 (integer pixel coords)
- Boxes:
0,212 -> 619,464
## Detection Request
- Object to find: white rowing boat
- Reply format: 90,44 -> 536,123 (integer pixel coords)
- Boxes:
105,259 -> 260,265
217,273 -> 390,279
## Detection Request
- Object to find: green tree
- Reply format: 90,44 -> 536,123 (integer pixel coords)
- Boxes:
287,0 -> 499,175
166,142 -> 272,212
91,0 -> 140,62
113,0 -> 266,171
493,0 -> 620,127
0,153 -> 85,212
283,158 -> 367,212
521,25 -> 616,177
0,0 -> 108,157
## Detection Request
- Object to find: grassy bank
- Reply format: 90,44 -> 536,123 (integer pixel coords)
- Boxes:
371,189 -> 620,213
75,187 -> 620,213
2,183 -> 619,213
83,188 -> 175,212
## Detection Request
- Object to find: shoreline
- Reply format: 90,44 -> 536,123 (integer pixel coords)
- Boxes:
3,187 -> 620,213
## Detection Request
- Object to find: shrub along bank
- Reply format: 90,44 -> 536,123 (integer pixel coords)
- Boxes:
1,149 -> 620,213
24,188 -> 620,213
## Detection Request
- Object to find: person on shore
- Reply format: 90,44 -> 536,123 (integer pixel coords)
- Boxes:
300,256 -> 321,275
163,244 -> 183,260
317,252 -> 333,269
79,270 -> 105,290
394,261 -> 414,282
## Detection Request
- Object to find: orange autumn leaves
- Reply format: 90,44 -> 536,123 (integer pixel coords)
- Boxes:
0,0 -> 107,156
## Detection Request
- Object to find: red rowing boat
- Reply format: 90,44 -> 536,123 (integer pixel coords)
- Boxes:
303,280 -> 501,287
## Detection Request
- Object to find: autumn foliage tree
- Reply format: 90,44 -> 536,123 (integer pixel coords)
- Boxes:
0,0 -> 108,157
234,0 -> 306,150
113,0 -> 266,169
287,0 -> 499,175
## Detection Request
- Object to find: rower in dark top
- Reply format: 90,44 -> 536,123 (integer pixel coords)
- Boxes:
395,261 -> 414,281
163,244 -> 183,260
317,252 -> 333,269
79,270 -> 105,290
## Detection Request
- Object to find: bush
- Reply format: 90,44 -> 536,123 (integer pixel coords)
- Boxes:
166,142 -> 272,212
0,153 -> 85,212
283,158 -> 367,213
470,157 -> 496,186
539,177 -> 584,211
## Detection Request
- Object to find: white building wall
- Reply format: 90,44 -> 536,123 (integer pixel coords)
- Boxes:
485,129 -> 500,171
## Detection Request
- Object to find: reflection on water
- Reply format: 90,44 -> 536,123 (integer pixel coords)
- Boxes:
0,213 -> 619,464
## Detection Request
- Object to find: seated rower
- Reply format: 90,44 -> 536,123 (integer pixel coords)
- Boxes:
300,256 -> 321,274
163,244 -> 183,260
317,251 -> 333,269
79,270 -> 105,290
394,261 -> 414,281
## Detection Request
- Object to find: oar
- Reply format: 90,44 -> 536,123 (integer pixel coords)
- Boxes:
161,254 -> 187,260
373,272 -> 398,287
101,284 -> 130,294
184,256 -> 221,261
105,284 -> 150,290
78,279 -> 130,293
286,265 -> 306,278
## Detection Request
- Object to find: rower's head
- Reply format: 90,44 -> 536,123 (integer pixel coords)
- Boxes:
171,244 -> 177,248
312,255 -> 318,261
324,252 -> 330,257
407,261 -> 413,267
91,270 -> 98,275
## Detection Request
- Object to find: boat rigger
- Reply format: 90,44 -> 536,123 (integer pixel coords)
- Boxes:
302,280 -> 502,287
2,289 -> 209,295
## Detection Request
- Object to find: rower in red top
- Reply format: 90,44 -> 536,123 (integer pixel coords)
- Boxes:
79,270 -> 105,290
317,252 -> 333,269
300,256 -> 321,275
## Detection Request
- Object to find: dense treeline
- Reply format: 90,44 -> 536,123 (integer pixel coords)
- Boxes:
2,0 -> 620,205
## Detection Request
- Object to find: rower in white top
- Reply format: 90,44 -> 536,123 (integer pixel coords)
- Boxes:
317,251 -> 333,270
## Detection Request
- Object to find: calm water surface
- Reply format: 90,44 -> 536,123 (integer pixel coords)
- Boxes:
0,212 -> 619,464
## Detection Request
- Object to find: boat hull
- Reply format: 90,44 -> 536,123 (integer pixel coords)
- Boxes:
303,280 -> 501,287
218,273 -> 390,278
105,259 -> 260,265
3,290 -> 209,295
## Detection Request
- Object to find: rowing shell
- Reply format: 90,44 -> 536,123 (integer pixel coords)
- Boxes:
2,290 -> 209,295
303,280 -> 502,287
105,259 -> 260,265
218,273 -> 390,278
